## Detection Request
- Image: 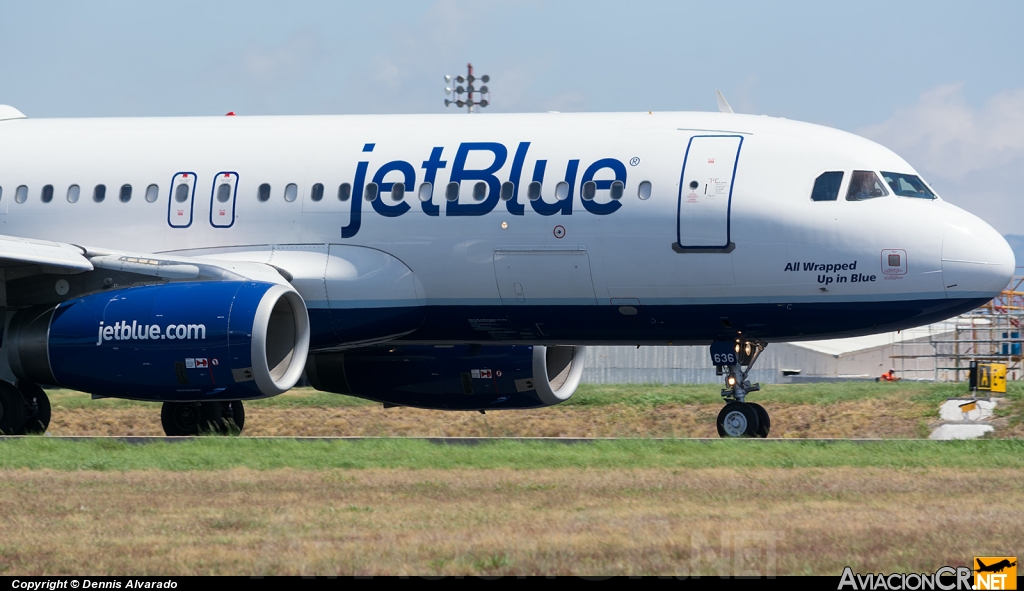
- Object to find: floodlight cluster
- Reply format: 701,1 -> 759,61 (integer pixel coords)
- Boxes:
445,63 -> 490,113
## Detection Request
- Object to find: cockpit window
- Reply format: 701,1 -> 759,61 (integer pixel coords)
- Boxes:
880,172 -> 936,199
811,171 -> 843,201
846,170 -> 889,201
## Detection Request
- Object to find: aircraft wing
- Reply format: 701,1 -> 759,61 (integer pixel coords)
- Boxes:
0,235 -> 94,273
0,234 -> 289,287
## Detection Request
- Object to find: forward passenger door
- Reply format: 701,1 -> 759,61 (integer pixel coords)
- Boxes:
675,135 -> 743,251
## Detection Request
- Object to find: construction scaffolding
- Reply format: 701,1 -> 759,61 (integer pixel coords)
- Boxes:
892,277 -> 1024,381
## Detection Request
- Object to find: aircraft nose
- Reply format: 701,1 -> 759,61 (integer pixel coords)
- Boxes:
942,214 -> 1015,299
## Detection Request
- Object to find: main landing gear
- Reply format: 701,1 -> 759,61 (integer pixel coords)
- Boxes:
712,340 -> 770,438
160,401 -> 246,436
0,380 -> 52,435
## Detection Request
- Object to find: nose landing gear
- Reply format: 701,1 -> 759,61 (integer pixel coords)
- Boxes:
712,340 -> 770,438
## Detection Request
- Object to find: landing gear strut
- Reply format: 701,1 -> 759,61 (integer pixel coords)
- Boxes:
713,340 -> 770,438
17,381 -> 51,435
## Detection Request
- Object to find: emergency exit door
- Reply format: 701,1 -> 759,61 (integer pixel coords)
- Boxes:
675,135 -> 743,251
168,172 -> 197,228
210,172 -> 238,228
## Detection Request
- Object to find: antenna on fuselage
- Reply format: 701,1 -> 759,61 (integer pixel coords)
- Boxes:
715,90 -> 734,114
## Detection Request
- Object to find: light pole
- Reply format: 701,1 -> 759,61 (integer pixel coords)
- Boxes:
444,63 -> 490,113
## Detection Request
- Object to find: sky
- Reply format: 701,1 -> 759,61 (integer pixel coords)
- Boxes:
2,0 -> 1022,236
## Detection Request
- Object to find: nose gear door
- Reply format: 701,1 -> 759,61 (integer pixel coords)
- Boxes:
675,135 -> 743,252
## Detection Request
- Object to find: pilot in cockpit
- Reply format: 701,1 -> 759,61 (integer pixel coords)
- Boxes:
848,170 -> 887,201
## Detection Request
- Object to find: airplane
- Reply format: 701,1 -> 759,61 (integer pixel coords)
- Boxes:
976,558 -> 1016,573
0,100 -> 1014,438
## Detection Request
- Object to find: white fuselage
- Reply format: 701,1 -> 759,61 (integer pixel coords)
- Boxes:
0,110 -> 1014,347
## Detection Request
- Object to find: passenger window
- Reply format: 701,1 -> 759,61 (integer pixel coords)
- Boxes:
846,171 -> 889,201
337,183 -> 351,201
216,182 -> 232,203
119,184 -> 132,203
472,181 -> 487,201
555,181 -> 569,200
258,183 -> 271,202
41,184 -> 54,203
15,185 -> 27,204
811,171 -> 843,201
284,183 -> 298,202
364,182 -> 379,201
527,181 -> 542,201
418,182 -> 432,202
391,182 -> 405,202
581,180 -> 596,201
174,183 -> 189,203
610,180 -> 624,200
93,185 -> 106,203
145,184 -> 159,203
638,181 -> 652,200
0,187 -> 3,202
500,181 -> 514,201
67,185 -> 80,203
445,182 -> 459,201
310,183 -> 324,202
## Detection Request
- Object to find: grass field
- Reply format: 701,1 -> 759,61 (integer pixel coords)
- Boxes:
42,381 -> 1024,438
4,383 -> 1021,576
0,439 -> 1021,575
3,438 -> 1024,470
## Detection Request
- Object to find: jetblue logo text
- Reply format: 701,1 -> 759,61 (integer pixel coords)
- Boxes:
340,142 -> 628,238
96,321 -> 207,346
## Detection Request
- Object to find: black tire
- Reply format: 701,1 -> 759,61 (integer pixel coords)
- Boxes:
0,381 -> 27,435
747,402 -> 770,438
220,401 -> 245,434
17,382 -> 51,435
198,401 -> 224,435
159,401 -> 224,434
162,402 -> 198,436
716,401 -> 761,438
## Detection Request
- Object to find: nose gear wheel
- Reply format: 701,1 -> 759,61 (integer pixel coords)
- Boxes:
717,401 -> 761,437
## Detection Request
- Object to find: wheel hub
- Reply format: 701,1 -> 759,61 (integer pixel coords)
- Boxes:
722,410 -> 748,437
174,404 -> 199,431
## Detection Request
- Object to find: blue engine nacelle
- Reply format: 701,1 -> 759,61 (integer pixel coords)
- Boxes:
7,281 -> 310,402
305,344 -> 586,410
